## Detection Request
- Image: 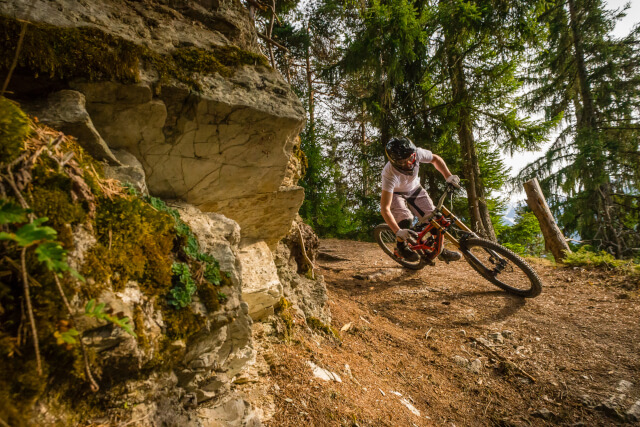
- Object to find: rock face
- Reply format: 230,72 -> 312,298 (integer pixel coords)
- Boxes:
20,90 -> 120,164
2,0 -> 306,248
275,218 -> 330,323
1,1 -> 331,425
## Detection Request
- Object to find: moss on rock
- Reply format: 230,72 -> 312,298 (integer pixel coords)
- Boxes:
0,15 -> 269,92
0,96 -> 30,164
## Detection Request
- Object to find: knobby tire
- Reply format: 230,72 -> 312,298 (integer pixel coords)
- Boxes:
373,224 -> 426,270
460,237 -> 542,298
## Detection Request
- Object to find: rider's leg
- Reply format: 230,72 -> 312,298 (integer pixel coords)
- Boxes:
405,188 -> 461,263
390,196 -> 419,261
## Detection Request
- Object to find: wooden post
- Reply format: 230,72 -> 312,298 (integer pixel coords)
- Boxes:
523,178 -> 572,262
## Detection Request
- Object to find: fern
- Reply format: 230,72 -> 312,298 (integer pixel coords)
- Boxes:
85,299 -> 136,337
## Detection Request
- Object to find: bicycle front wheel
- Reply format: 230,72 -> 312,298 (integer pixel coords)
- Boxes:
460,237 -> 542,298
373,224 -> 426,270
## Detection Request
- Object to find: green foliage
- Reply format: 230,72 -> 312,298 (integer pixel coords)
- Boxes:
563,246 -> 627,269
169,263 -> 197,309
517,0 -> 640,258
0,200 -> 27,224
0,96 -> 30,164
145,195 -> 223,287
85,299 -> 136,337
496,209 -> 546,257
0,217 -> 56,247
54,328 -> 80,345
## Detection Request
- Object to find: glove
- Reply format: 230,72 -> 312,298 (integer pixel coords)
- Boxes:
446,174 -> 461,189
396,229 -> 418,241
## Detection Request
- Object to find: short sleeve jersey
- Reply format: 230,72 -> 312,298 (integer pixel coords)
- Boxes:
381,147 -> 433,193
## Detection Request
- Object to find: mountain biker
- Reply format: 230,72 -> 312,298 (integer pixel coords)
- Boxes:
381,136 -> 462,263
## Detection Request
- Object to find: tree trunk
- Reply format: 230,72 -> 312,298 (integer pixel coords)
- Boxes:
568,0 -> 621,256
524,178 -> 572,262
305,22 -> 315,137
445,35 -> 496,241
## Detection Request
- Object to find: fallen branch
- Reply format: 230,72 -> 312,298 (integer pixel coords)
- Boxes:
21,246 -> 41,376
475,338 -> 536,383
297,223 -> 316,279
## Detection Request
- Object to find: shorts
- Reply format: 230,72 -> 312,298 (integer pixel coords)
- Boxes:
391,186 -> 435,224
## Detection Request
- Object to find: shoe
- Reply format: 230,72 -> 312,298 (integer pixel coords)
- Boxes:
438,248 -> 462,263
396,241 -> 420,262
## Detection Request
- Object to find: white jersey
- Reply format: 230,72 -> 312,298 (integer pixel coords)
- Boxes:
381,147 -> 433,193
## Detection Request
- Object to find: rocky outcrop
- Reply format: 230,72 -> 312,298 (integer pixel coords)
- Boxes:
2,0 -> 306,248
1,1 -> 331,425
276,218 -> 331,323
20,90 -> 120,164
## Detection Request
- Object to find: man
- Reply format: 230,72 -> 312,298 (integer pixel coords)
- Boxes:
380,136 -> 462,262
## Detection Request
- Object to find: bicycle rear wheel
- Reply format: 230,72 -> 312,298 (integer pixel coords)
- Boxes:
460,237 -> 542,298
373,224 -> 426,270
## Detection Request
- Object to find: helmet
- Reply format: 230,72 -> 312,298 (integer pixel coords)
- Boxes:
385,136 -> 417,175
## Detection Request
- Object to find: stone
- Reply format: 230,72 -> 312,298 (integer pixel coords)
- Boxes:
626,401 -> 640,422
487,332 -> 504,344
531,408 -> 555,420
399,398 -> 420,417
104,149 -> 149,195
453,356 -> 470,367
171,202 -> 242,285
306,361 -> 342,382
502,330 -> 514,339
237,240 -> 283,320
616,379 -> 633,393
198,397 -> 263,427
274,218 -> 331,323
469,359 -> 483,374
21,90 -> 119,164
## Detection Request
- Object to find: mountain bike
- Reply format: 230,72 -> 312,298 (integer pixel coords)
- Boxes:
373,184 -> 543,298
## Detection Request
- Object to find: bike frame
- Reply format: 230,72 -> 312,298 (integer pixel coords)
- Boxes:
407,186 -> 475,262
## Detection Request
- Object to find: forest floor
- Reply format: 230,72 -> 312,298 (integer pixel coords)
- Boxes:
255,239 -> 640,426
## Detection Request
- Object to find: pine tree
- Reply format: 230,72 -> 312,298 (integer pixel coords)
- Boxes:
518,0 -> 640,257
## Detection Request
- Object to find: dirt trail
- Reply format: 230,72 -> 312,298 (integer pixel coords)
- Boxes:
264,239 -> 640,426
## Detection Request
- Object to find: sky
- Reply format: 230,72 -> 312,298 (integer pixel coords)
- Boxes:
501,0 -> 639,204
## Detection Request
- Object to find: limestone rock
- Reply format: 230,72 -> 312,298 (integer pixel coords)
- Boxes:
20,90 -> 119,164
627,400 -> 640,422
274,218 -> 330,323
237,241 -> 283,320
171,202 -> 241,285
104,149 -> 149,195
198,397 -> 263,427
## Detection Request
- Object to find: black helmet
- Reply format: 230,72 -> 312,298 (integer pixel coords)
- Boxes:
385,136 -> 417,174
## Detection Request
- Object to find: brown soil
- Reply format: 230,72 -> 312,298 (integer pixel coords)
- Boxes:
263,239 -> 640,426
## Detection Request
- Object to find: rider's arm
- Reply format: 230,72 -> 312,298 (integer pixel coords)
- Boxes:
430,154 -> 453,180
380,190 -> 401,235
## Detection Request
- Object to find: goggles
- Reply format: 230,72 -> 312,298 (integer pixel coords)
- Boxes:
392,152 -> 417,170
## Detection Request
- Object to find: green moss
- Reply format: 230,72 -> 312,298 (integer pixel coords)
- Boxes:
133,305 -> 149,351
0,96 -> 30,164
292,138 -> 308,179
306,316 -> 341,341
198,281 -> 221,313
274,297 -> 294,339
0,15 -> 140,83
162,303 -> 206,340
82,195 -> 175,293
0,15 -> 269,92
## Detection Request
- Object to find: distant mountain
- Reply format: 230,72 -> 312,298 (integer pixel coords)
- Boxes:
501,203 -> 517,226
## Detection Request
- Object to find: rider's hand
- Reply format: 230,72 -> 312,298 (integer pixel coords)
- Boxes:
446,174 -> 461,189
396,229 -> 418,241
